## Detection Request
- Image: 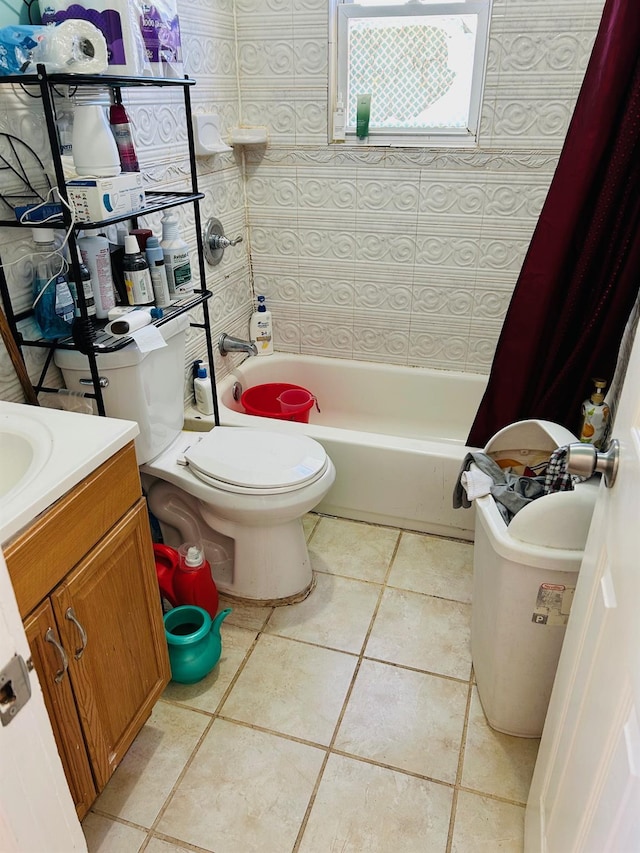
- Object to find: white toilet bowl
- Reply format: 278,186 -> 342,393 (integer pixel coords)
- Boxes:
142,428 -> 336,603
54,315 -> 336,604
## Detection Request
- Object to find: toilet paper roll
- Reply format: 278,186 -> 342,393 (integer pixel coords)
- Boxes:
36,20 -> 108,74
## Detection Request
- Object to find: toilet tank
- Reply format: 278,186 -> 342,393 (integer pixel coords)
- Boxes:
54,313 -> 190,464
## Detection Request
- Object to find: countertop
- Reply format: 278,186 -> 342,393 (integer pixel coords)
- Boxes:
0,401 -> 139,545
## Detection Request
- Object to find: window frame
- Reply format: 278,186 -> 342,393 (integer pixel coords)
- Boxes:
329,0 -> 492,147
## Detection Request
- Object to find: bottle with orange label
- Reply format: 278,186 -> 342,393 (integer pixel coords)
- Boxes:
579,378 -> 610,449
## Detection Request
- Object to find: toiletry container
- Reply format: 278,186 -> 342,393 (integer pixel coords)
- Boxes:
194,365 -> 214,415
31,228 -> 74,339
122,234 -> 154,306
77,229 -> 116,318
67,246 -> 96,318
153,541 -> 219,618
72,103 -> 121,177
249,295 -> 273,355
579,378 -> 610,449
471,419 -> 599,738
109,102 -> 140,172
160,213 -> 193,298
145,236 -> 171,307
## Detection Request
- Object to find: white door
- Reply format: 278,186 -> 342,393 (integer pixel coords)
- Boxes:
525,311 -> 640,852
0,547 -> 86,852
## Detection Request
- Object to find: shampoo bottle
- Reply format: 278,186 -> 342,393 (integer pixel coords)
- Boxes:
109,102 -> 140,172
160,213 -> 193,299
579,378 -> 610,449
249,295 -> 273,355
194,364 -> 214,415
145,236 -> 171,307
77,229 -> 116,319
122,235 -> 154,306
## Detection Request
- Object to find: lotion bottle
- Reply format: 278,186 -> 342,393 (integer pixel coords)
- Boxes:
249,294 -> 273,355
194,365 -> 214,415
579,378 -> 610,449
77,229 -> 116,318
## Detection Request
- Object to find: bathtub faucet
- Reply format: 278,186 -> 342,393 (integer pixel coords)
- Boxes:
218,333 -> 258,357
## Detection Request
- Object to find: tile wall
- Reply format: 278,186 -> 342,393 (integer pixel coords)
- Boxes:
0,0 -> 606,403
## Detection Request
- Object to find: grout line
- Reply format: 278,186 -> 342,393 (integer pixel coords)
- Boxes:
446,669 -> 475,852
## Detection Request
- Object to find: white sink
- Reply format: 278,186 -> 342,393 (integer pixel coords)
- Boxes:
0,413 -> 53,500
0,401 -> 139,545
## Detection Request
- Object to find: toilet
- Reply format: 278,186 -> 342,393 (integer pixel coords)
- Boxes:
54,314 -> 336,603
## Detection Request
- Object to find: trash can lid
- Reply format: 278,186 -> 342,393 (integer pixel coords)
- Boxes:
484,419 -> 578,455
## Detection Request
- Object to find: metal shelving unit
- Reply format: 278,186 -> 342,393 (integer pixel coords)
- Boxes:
0,65 -> 219,423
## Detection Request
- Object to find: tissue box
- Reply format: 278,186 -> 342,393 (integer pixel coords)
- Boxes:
66,173 -> 146,223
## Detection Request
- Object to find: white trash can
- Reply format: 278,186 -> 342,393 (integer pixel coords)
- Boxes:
471,420 -> 599,738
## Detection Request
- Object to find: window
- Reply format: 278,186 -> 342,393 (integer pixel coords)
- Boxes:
329,0 -> 492,146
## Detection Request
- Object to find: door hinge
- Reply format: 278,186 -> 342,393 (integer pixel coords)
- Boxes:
0,654 -> 32,726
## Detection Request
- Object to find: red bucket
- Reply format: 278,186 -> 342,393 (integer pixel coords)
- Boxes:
241,383 -> 315,423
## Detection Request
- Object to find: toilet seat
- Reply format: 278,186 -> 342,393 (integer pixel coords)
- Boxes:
184,427 -> 329,495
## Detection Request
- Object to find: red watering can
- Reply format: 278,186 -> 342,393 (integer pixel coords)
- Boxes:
153,542 -> 219,618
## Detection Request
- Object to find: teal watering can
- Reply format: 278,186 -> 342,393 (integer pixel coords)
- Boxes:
164,605 -> 232,684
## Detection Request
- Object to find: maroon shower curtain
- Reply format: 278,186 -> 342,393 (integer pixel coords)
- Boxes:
467,0 -> 640,447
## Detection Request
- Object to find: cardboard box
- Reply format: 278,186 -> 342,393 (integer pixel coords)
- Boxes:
66,173 -> 146,223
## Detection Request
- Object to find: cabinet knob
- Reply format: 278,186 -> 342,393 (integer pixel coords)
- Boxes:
65,607 -> 88,660
45,628 -> 69,683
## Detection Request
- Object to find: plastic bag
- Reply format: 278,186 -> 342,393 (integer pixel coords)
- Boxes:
0,22 -> 108,75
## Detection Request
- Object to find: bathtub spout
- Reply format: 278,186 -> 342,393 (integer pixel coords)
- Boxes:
218,333 -> 258,357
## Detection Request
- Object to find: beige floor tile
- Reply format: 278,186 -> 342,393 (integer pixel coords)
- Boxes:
298,754 -> 453,853
219,595 -> 273,631
303,512 -> 319,540
451,791 -> 525,852
93,701 -> 209,827
390,533 -> 473,603
309,516 -> 399,582
220,633 -> 357,744
462,688 -> 539,803
163,624 -> 257,713
145,836 -> 200,853
335,659 -> 467,783
157,719 -> 325,853
265,571 -> 381,653
82,813 -> 146,852
366,587 -> 472,680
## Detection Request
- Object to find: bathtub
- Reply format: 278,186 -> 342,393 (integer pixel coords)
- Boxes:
187,353 -> 487,540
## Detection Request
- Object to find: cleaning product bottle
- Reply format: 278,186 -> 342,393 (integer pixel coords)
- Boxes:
145,236 -> 171,307
109,101 -> 140,172
194,364 -> 214,415
77,229 -> 116,319
31,229 -> 75,339
122,234 -> 154,306
160,213 -> 193,299
173,542 -> 219,618
249,294 -> 273,355
579,378 -> 610,449
72,103 -> 121,177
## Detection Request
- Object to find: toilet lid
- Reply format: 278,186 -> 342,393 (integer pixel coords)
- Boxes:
184,427 -> 328,490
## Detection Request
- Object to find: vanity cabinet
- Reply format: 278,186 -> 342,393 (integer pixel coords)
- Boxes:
4,443 -> 170,820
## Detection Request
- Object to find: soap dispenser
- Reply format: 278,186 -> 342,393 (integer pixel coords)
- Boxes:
579,378 -> 610,449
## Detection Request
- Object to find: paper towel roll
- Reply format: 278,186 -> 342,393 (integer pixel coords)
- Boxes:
36,20 -> 108,74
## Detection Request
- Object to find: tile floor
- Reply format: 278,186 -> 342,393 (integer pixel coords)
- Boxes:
83,514 -> 539,853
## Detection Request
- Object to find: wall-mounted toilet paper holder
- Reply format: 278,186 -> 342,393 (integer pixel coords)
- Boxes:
203,218 -> 243,266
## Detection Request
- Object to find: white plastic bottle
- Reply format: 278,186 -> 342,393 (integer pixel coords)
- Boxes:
249,294 -> 273,355
77,229 -> 116,318
72,104 -> 121,178
160,213 -> 193,299
194,365 -> 214,415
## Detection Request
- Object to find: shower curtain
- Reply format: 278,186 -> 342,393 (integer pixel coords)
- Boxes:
467,0 -> 640,448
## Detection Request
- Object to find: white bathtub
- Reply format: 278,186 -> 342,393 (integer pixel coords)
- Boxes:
189,353 -> 487,540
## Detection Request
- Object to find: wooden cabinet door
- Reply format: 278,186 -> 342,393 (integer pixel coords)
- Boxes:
52,498 -> 170,791
24,599 -> 97,820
